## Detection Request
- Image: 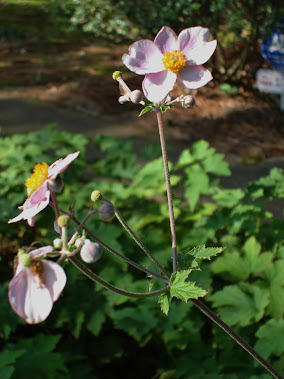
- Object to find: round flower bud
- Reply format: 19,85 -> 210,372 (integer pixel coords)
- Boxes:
182,95 -> 195,109
18,252 -> 32,267
112,71 -> 122,81
47,175 -> 64,192
80,240 -> 102,264
53,238 -> 62,250
98,202 -> 115,221
75,236 -> 85,249
91,190 -> 102,203
130,90 -> 143,104
57,215 -> 70,228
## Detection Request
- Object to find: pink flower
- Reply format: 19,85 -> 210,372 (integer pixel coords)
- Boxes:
8,151 -> 80,226
9,246 -> 67,324
122,26 -> 217,103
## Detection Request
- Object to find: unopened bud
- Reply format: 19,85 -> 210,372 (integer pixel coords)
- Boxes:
53,238 -> 62,250
75,236 -> 85,249
18,252 -> 32,267
80,239 -> 102,263
130,90 -> 143,104
98,202 -> 115,221
182,95 -> 195,109
57,215 -> 70,228
54,220 -> 61,234
91,190 -> 102,203
47,175 -> 64,192
112,71 -> 122,81
118,94 -> 130,104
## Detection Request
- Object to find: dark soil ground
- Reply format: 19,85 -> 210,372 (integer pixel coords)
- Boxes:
0,40 -> 283,160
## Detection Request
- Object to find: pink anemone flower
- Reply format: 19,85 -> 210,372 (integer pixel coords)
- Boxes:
9,246 -> 67,324
122,26 -> 217,103
8,151 -> 80,226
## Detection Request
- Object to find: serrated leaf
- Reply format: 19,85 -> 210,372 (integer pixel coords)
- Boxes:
170,270 -> 206,302
202,153 -> 231,176
213,188 -> 244,207
138,106 -> 153,117
159,292 -> 170,315
178,245 -> 224,270
210,284 -> 269,327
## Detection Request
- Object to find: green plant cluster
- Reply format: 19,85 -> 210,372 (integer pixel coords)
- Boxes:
0,125 -> 284,378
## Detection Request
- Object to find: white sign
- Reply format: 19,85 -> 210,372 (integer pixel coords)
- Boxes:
256,69 -> 284,110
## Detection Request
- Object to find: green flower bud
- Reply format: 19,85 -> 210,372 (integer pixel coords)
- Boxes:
18,253 -> 32,267
98,202 -> 115,221
75,236 -> 85,249
17,248 -> 26,256
91,190 -> 102,203
57,215 -> 70,228
53,238 -> 62,250
112,71 -> 122,81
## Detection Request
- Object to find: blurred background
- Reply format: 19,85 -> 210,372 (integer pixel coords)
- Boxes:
0,1 -> 284,378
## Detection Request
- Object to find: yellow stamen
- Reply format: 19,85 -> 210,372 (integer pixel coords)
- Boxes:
30,260 -> 45,287
162,50 -> 187,74
25,162 -> 49,196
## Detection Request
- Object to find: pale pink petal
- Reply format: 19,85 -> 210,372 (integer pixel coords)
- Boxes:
122,40 -> 164,75
8,189 -> 50,224
154,26 -> 178,53
48,151 -> 80,179
30,246 -> 53,259
29,181 -> 49,206
9,267 -> 53,324
142,71 -> 176,103
184,40 -> 217,66
41,260 -> 66,301
178,27 -> 210,52
177,65 -> 213,89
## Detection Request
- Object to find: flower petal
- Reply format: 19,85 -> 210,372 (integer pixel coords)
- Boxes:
30,245 -> 53,259
154,26 -> 178,53
122,40 -> 164,75
48,151 -> 80,179
177,65 -> 213,89
8,186 -> 50,225
178,26 -> 210,51
142,71 -> 176,103
41,260 -> 67,302
186,40 -> 217,66
9,267 -> 54,324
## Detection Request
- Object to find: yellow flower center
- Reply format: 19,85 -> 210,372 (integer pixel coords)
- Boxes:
25,162 -> 49,196
162,50 -> 187,74
30,260 -> 45,287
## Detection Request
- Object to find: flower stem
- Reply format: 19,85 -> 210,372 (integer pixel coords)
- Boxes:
69,213 -> 169,283
69,256 -> 170,298
50,192 -> 60,219
156,109 -> 178,272
104,198 -> 170,279
191,299 -> 283,379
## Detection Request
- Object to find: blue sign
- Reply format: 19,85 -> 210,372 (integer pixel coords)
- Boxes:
261,18 -> 284,72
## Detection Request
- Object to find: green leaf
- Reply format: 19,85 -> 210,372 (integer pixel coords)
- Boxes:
255,319 -> 284,359
184,164 -> 210,211
213,188 -> 244,207
178,245 -> 224,270
202,153 -> 231,176
210,284 -> 270,327
138,106 -> 153,117
159,292 -> 170,315
170,270 -> 206,303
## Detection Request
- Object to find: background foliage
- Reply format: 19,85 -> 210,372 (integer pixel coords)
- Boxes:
0,126 -> 284,378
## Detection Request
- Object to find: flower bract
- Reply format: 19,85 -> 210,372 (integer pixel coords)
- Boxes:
8,151 -> 80,226
9,246 -> 67,324
122,26 -> 217,103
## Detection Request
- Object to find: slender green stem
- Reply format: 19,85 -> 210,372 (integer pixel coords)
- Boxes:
109,202 -> 170,279
156,109 -> 178,272
69,213 -> 169,283
192,299 -> 284,379
69,256 -> 170,298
